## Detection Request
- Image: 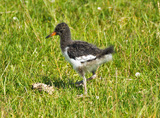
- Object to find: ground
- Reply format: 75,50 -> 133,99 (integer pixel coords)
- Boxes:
0,0 -> 160,117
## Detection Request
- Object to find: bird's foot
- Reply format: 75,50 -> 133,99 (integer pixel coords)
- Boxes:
77,94 -> 84,97
75,80 -> 83,87
75,74 -> 97,87
76,94 -> 90,98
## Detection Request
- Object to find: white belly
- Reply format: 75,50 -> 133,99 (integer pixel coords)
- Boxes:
62,47 -> 112,73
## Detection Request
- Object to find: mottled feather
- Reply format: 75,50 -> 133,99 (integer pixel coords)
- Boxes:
67,41 -> 101,60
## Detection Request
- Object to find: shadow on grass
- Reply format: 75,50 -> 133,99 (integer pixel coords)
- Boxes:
39,75 -> 83,90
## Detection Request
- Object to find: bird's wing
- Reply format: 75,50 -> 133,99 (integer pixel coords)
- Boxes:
67,41 -> 101,63
75,54 -> 96,63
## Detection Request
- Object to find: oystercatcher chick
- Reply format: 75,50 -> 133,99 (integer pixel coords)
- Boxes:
46,22 -> 114,95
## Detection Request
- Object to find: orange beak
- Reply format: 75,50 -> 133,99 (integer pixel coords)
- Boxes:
46,31 -> 56,39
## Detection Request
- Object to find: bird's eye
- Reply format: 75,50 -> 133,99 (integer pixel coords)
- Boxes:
60,30 -> 63,33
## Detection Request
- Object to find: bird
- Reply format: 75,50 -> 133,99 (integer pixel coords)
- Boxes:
46,22 -> 114,95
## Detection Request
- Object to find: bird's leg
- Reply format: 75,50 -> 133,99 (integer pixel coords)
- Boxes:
87,71 -> 96,81
83,75 -> 87,95
75,71 -> 96,86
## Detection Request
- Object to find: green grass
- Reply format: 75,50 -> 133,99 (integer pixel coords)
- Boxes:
0,0 -> 160,117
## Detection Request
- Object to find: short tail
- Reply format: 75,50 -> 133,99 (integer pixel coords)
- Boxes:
97,46 -> 114,58
102,46 -> 114,55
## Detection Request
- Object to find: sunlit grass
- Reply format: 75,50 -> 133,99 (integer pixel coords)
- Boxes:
0,0 -> 159,117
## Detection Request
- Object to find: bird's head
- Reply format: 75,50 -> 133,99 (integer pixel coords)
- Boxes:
46,22 -> 70,39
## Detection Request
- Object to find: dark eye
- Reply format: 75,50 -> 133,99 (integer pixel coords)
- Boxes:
60,30 -> 63,33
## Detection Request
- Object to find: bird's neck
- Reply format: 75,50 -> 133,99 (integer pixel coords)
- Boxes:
60,33 -> 72,52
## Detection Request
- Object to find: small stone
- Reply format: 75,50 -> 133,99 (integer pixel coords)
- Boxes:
135,72 -> 140,77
